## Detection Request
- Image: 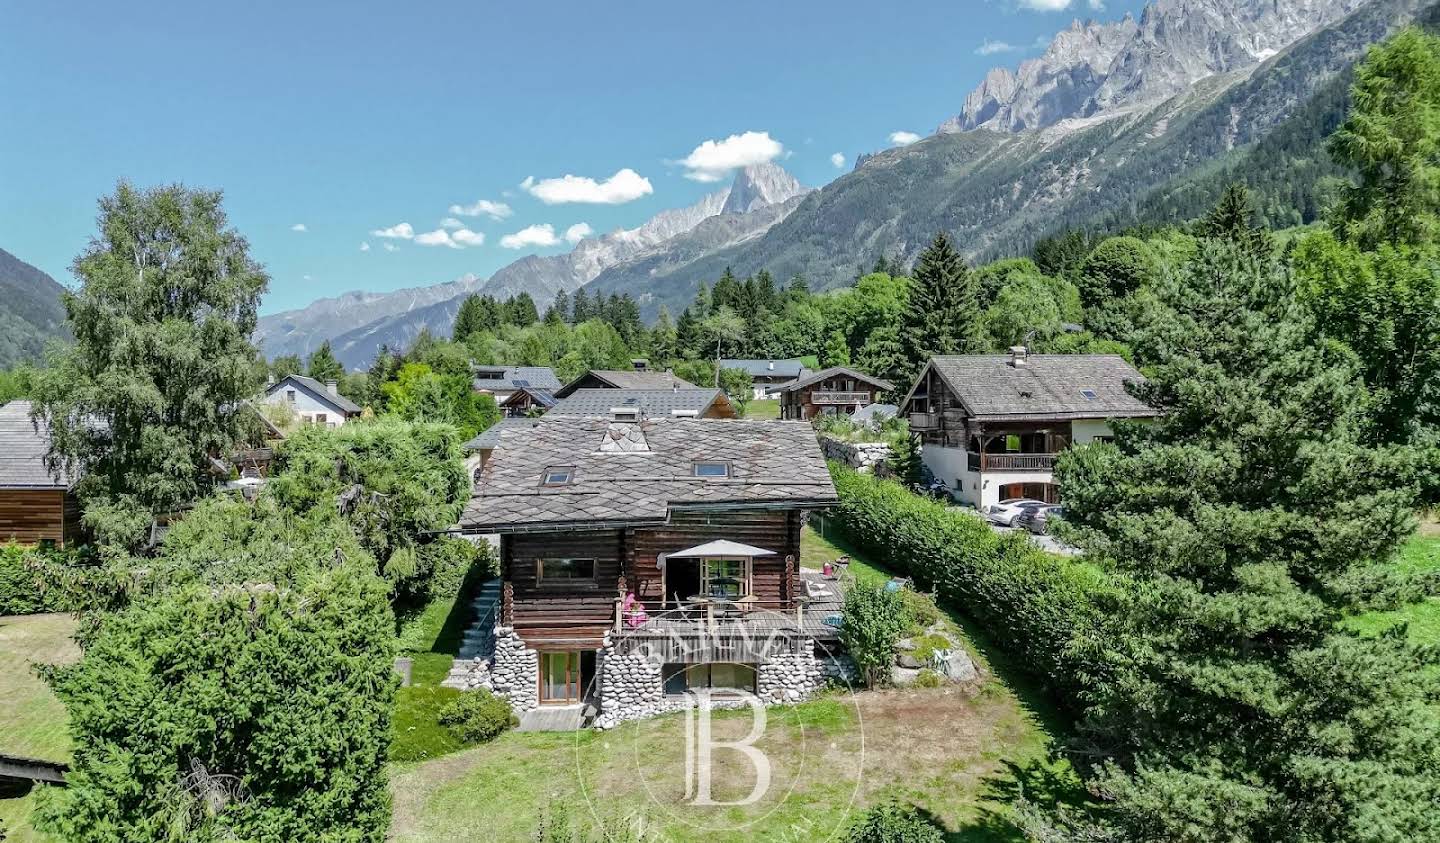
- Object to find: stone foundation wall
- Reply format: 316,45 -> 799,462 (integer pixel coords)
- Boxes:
485,627 -> 539,713
756,650 -> 824,704
818,654 -> 862,687
818,436 -> 893,473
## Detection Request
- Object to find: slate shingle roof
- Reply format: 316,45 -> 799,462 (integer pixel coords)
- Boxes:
546,389 -> 731,419
554,370 -> 699,397
0,401 -> 73,490
769,366 -> 894,394
462,417 -> 538,452
921,355 -> 1155,421
717,359 -> 808,379
459,417 -> 837,531
501,387 -> 557,409
265,375 -> 362,414
471,366 -> 562,392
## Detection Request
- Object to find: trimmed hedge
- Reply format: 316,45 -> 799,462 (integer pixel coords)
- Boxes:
0,543 -> 78,615
827,464 -> 1110,700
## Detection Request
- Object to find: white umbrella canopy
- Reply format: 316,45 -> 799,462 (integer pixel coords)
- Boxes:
662,540 -> 777,560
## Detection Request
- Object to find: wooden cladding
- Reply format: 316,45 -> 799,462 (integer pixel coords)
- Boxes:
0,490 -> 78,547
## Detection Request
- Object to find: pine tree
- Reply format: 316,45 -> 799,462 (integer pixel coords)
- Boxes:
1052,241 -> 1440,842
571,288 -> 593,323
306,340 -> 344,382
452,293 -> 486,341
1198,183 -> 1272,258
712,268 -> 742,311
550,289 -> 571,324
822,330 -> 851,367
650,306 -> 678,363
505,293 -> 539,326
899,232 -> 981,379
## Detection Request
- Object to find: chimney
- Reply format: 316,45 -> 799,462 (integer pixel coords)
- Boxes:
325,379 -> 339,396
1008,346 -> 1028,367
767,360 -> 775,371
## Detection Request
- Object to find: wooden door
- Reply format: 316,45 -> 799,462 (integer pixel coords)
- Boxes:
539,651 -> 581,704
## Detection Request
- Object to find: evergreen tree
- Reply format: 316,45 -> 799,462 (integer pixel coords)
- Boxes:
33,182 -> 267,550
1329,27 -> 1440,249
269,354 -> 302,380
452,293 -> 486,341
712,268 -> 742,311
888,432 -> 923,488
305,340 -> 344,382
505,292 -> 539,326
822,329 -> 851,367
571,288 -> 594,323
650,306 -> 678,363
551,289 -> 571,325
1032,229 -> 1093,278
1198,183 -> 1272,258
675,307 -> 701,358
1052,241 -> 1440,842
899,232 -> 981,378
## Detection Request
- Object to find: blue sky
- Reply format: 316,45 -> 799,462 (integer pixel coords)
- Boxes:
0,0 -> 1147,314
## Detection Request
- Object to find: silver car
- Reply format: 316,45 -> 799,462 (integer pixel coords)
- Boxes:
1020,505 -> 1065,535
985,498 -> 1048,527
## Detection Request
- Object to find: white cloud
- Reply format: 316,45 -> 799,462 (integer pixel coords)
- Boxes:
500,223 -> 562,249
452,228 -> 485,247
677,131 -> 784,182
359,242 -> 371,252
520,169 -> 653,204
830,152 -> 846,169
441,217 -> 464,229
370,222 -> 414,239
447,199 -> 512,220
976,39 -> 1018,55
889,131 -> 922,146
383,242 -> 399,252
563,222 -> 593,244
1016,0 -> 1074,8
290,223 -> 307,232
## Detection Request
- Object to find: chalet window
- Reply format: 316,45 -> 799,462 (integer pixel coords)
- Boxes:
1080,389 -> 1098,401
286,390 -> 296,403
315,413 -> 327,424
541,466 -> 575,486
679,663 -> 757,693
692,461 -> 730,478
703,558 -> 747,598
537,558 -> 595,581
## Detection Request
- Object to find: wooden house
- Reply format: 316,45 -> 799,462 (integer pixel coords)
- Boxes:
545,388 -> 737,420
0,401 -> 80,547
717,359 -> 809,400
769,366 -> 894,421
900,347 -> 1156,508
552,369 -> 697,398
455,416 -> 837,723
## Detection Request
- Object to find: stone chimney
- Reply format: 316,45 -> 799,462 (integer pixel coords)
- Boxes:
325,379 -> 339,396
1008,346 -> 1028,367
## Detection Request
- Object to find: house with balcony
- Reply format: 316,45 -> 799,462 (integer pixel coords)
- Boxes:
768,366 -> 894,421
717,359 -> 810,400
900,348 -> 1156,508
448,415 -> 839,727
553,368 -> 698,398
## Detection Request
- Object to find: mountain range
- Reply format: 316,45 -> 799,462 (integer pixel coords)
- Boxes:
0,247 -> 68,368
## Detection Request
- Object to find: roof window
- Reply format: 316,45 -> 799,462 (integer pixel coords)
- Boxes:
1080,389 -> 1098,401
693,461 -> 730,478
541,466 -> 575,486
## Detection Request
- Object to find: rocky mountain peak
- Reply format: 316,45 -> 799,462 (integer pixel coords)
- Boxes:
940,0 -> 1372,135
721,163 -> 807,215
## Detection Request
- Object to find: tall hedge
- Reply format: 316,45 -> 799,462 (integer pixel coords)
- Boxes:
827,464 -> 1109,699
0,544 -> 80,615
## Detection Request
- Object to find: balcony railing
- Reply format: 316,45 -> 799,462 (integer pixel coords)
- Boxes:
979,453 -> 1057,472
812,391 -> 871,405
909,412 -> 938,429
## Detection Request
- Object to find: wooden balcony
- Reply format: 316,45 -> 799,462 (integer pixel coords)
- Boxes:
909,412 -> 939,430
979,453 -> 1057,472
812,391 -> 871,405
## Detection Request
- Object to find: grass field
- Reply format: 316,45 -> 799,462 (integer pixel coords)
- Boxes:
0,613 -> 77,843
388,523 -> 1075,841
1345,531 -> 1440,644
742,398 -> 780,420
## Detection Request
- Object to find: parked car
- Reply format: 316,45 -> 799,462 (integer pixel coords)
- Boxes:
1019,505 -> 1064,535
984,498 -> 1047,527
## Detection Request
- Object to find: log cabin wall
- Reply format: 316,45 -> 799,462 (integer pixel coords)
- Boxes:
505,528 -> 622,648
782,375 -> 876,420
627,509 -> 800,608
0,490 -> 71,546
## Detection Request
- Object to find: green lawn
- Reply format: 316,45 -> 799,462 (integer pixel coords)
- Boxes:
0,613 -> 77,843
387,522 -> 1078,841
1344,532 -> 1440,644
742,398 -> 780,420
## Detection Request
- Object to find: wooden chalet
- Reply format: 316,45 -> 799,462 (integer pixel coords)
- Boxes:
457,416 -> 836,707
552,369 -> 697,398
0,401 -> 80,547
769,366 -> 894,421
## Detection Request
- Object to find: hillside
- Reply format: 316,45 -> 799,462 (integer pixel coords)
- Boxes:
586,0 -> 1426,317
0,248 -> 69,367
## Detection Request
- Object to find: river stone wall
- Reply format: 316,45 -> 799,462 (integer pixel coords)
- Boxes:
485,627 -> 539,713
818,435 -> 893,473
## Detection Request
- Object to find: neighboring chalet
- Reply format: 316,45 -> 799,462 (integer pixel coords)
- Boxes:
717,359 -> 809,400
901,348 -> 1156,508
499,386 -> 557,418
471,365 -> 562,405
461,417 -> 537,484
261,375 -> 362,427
547,389 -> 737,420
553,369 -> 697,398
453,416 -> 839,726
0,401 -> 80,547
769,366 -> 894,420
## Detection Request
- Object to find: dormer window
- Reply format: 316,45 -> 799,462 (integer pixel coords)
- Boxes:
611,407 -> 641,422
1080,389 -> 1098,401
541,466 -> 575,486
693,462 -> 730,478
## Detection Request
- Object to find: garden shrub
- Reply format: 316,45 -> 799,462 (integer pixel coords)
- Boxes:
0,543 -> 81,615
911,669 -> 944,689
841,582 -> 909,688
438,688 -> 516,744
828,463 -> 1111,701
898,588 -> 940,633
845,803 -> 946,842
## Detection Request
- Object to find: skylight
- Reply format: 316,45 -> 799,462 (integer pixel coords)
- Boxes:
541,466 -> 575,486
1080,389 -> 1098,401
693,462 -> 730,478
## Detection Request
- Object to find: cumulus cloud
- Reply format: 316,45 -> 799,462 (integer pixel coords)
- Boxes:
976,39 -> 1018,55
370,222 -> 414,239
520,169 -> 653,204
889,131 -> 922,146
448,199 -> 512,220
500,223 -> 562,249
414,226 -> 486,249
677,131 -> 784,182
1016,0 -> 1074,8
452,228 -> 485,247
383,243 -> 399,252
441,217 -> 464,229
290,223 -> 307,232
359,242 -> 370,252
830,152 -> 846,169
563,222 -> 593,244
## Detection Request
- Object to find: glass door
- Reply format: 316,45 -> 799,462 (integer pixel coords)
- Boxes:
539,651 -> 580,704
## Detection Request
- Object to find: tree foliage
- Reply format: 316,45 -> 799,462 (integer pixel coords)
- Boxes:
900,233 -> 982,379
839,581 -> 908,688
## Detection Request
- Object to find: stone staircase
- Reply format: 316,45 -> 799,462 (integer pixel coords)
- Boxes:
440,578 -> 503,689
